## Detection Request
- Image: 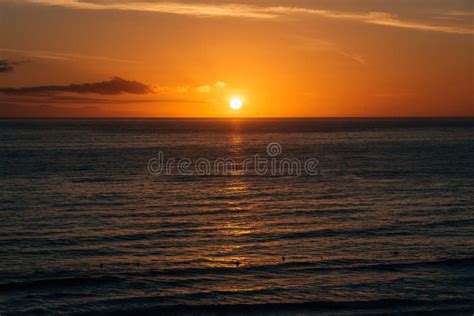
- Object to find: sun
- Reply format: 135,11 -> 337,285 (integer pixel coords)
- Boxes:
229,97 -> 243,110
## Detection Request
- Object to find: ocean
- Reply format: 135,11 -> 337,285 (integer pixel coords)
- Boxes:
0,118 -> 473,315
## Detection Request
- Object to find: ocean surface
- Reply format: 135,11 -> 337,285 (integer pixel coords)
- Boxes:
0,118 -> 473,315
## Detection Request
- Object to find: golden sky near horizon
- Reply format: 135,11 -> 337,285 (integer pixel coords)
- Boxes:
0,0 -> 473,117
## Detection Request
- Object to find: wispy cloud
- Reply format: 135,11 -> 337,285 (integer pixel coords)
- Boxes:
296,37 -> 365,64
24,0 -> 277,19
0,48 -> 137,63
365,13 -> 474,34
445,10 -> 474,17
196,85 -> 211,93
215,81 -> 227,88
0,77 -> 153,95
267,7 -> 474,35
17,0 -> 474,35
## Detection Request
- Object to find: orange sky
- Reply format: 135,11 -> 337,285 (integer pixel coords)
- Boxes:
0,0 -> 473,117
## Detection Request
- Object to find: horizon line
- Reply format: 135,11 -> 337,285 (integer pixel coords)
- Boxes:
1,116 -> 474,120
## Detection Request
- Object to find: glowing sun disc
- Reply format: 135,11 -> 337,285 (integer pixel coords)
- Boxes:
230,97 -> 243,110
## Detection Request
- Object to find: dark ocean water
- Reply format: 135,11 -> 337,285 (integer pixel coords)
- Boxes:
0,118 -> 473,315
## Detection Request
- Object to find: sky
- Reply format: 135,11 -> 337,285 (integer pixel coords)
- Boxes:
0,0 -> 473,117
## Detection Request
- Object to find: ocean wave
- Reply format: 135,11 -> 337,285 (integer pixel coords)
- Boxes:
75,298 -> 474,315
0,276 -> 122,292
113,256 -> 474,277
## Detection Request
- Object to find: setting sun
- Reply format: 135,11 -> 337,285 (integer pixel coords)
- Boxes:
230,97 -> 243,110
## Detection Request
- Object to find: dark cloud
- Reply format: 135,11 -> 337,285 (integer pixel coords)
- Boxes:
0,77 -> 153,95
45,95 -> 202,104
0,61 -> 13,73
0,60 -> 26,73
0,95 -> 205,105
